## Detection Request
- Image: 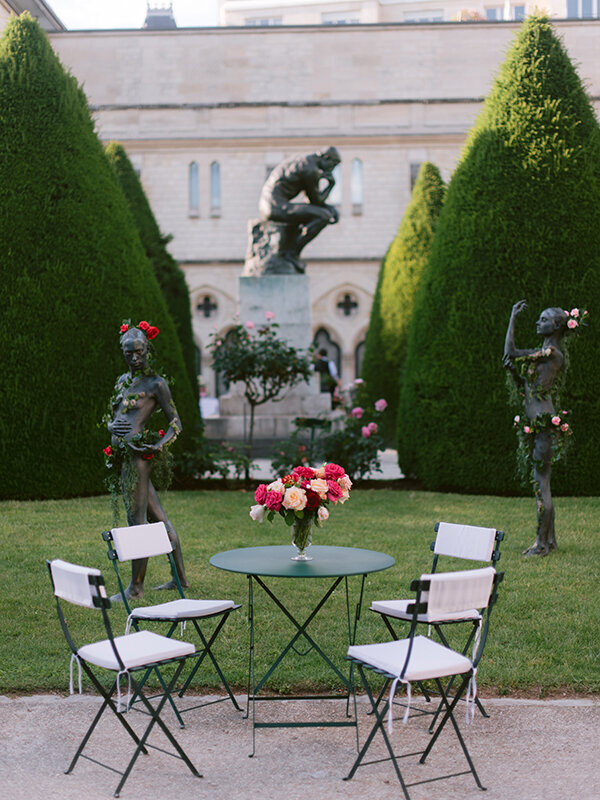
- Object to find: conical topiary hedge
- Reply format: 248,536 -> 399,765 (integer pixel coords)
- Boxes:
0,13 -> 200,499
359,162 -> 445,444
105,141 -> 199,402
397,15 -> 600,495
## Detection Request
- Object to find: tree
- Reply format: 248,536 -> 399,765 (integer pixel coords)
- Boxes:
397,15 -> 600,495
359,163 -> 445,444
0,13 -> 200,499
208,318 -> 313,477
105,141 -> 199,401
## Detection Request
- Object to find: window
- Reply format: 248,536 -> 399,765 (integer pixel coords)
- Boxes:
410,162 -> 422,191
486,5 -> 527,19
336,292 -> 359,318
188,161 -> 199,217
196,295 -> 218,319
321,12 -> 360,24
210,161 -> 221,217
245,16 -> 282,26
351,158 -> 363,215
355,341 -> 365,380
328,163 -> 342,207
403,10 -> 444,21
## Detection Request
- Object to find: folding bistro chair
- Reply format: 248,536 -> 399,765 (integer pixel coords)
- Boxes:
345,566 -> 504,799
47,558 -> 201,798
370,521 -> 504,720
103,522 -> 241,727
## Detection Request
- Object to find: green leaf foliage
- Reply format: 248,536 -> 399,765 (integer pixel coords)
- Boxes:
397,16 -> 600,495
0,14 -> 200,499
359,162 -> 445,443
105,141 -> 199,402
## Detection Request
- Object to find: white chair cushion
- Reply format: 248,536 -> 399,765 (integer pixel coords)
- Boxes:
434,522 -> 496,561
348,635 -> 472,682
111,522 -> 172,561
50,560 -> 103,608
370,598 -> 481,623
424,567 -> 495,616
78,630 -> 195,671
131,598 -> 235,620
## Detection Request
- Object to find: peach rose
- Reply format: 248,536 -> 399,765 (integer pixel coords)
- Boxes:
283,486 -> 307,511
314,466 -> 326,479
317,506 -> 329,522
339,474 -> 352,491
309,478 -> 329,499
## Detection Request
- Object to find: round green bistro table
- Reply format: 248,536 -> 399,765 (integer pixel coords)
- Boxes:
210,545 -> 395,755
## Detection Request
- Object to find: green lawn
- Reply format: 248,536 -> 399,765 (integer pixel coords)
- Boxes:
1,489 -> 599,696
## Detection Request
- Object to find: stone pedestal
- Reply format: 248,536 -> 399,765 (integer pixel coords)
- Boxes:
204,274 -> 332,445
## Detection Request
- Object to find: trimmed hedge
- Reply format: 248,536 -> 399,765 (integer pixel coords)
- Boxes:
397,16 -> 600,495
359,163 -> 445,444
0,14 -> 200,499
105,141 -> 199,402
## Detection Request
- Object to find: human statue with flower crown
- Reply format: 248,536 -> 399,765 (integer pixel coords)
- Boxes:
103,320 -> 189,598
503,301 -> 588,557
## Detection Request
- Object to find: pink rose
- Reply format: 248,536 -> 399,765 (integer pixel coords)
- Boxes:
361,426 -> 371,438
254,483 -> 268,504
323,463 -> 345,480
265,311 -> 275,320
567,319 -> 578,329
375,398 -> 387,412
265,491 -> 283,511
523,426 -> 531,434
561,423 -> 569,432
570,308 -> 580,318
317,506 -> 329,522
327,480 -> 343,503
246,320 -> 255,329
514,415 -> 520,423
551,416 -> 561,426
293,466 -> 316,480
351,407 -> 364,418
368,422 -> 378,434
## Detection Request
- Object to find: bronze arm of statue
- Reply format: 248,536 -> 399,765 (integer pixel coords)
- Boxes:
108,325 -> 189,599
503,300 -> 567,557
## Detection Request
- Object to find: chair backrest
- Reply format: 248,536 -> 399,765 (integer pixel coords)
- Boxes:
109,522 -> 173,561
48,559 -> 108,609
431,521 -> 503,567
420,566 -> 496,617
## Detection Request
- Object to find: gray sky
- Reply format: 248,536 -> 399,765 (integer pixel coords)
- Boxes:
49,1 -> 219,30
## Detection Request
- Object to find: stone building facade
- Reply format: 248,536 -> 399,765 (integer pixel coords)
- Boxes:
3,5 -> 600,397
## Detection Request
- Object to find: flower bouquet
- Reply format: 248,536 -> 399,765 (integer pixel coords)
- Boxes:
249,463 -> 352,560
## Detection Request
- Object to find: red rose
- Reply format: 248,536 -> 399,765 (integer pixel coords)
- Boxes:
103,446 -> 112,456
282,474 -> 295,485
265,491 -> 283,511
142,454 -> 155,460
146,326 -> 159,339
254,483 -> 268,504
304,489 -> 321,510
158,430 -> 165,437
120,324 -> 129,334
326,480 -> 343,503
293,465 -> 315,480
324,463 -> 345,480
138,320 -> 150,331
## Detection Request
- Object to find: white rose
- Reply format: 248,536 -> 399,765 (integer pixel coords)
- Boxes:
249,504 -> 265,522
267,479 -> 285,493
317,506 -> 329,522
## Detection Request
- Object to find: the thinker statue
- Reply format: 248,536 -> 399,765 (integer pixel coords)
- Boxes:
243,147 -> 341,276
503,300 -> 586,556
105,321 -> 189,598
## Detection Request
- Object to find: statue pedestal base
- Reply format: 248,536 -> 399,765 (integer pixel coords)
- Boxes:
243,219 -> 305,276
204,274 -> 332,446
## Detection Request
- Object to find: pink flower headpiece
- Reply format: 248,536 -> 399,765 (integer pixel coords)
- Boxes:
564,308 -> 588,332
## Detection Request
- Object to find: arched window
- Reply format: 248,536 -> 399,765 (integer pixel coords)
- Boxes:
328,163 -> 342,208
188,161 -> 199,216
351,158 -> 363,215
355,340 -> 365,380
214,328 -> 237,398
313,328 -> 341,379
210,161 -> 221,216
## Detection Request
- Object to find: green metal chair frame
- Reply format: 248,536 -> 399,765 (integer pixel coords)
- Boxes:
47,558 -> 201,798
345,567 -> 504,799
103,522 -> 241,727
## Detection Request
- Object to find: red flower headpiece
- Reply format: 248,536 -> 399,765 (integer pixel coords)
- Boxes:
119,320 -> 159,340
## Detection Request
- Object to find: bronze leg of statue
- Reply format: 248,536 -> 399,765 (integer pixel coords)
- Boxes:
523,431 -> 557,556
147,480 -> 190,590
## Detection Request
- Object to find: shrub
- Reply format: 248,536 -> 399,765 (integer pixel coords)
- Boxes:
105,142 -> 199,402
397,16 -> 600,495
0,14 -> 199,499
360,163 -> 445,445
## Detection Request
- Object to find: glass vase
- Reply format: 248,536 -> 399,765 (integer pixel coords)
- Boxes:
291,515 -> 313,561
